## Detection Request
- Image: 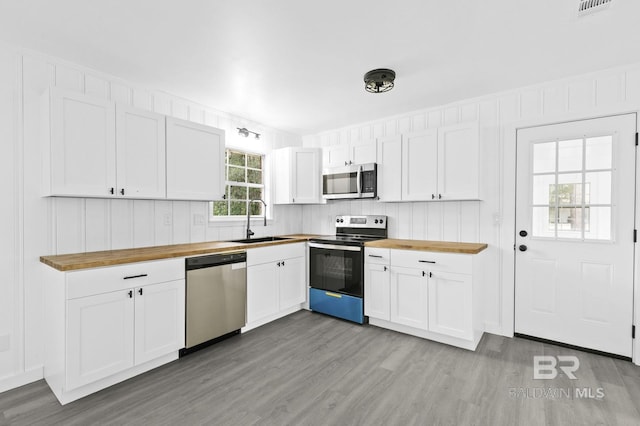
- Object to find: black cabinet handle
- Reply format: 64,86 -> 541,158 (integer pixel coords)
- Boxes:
368,254 -> 383,258
431,194 -> 435,199
277,262 -> 281,267
128,290 -> 133,298
120,188 -> 125,196
124,274 -> 148,280
282,260 -> 285,266
383,266 -> 387,271
418,260 -> 436,264
422,271 -> 426,277
438,194 -> 442,199
429,272 -> 433,278
138,288 -> 143,296
109,187 -> 114,195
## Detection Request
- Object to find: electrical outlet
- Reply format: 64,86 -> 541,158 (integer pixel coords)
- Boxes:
163,212 -> 172,226
193,214 -> 205,226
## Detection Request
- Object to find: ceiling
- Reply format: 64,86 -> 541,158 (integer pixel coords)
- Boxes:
0,1 -> 639,135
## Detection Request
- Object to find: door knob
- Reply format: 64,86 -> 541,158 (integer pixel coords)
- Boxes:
519,245 -> 527,252
519,230 -> 528,237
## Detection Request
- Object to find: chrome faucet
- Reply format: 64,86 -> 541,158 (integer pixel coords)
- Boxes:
246,198 -> 267,239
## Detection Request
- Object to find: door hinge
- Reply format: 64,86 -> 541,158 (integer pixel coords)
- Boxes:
633,325 -> 636,339
634,229 -> 637,243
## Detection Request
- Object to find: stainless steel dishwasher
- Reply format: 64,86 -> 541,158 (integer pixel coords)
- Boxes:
181,251 -> 247,356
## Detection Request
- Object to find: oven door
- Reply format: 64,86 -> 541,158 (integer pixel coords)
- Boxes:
308,243 -> 363,297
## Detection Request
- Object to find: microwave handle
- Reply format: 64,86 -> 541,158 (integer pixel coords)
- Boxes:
357,165 -> 362,197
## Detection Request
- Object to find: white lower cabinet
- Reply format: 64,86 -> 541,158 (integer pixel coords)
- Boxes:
245,243 -> 306,329
43,258 -> 185,405
364,247 -> 484,350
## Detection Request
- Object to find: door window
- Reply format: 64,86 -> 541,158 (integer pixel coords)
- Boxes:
531,136 -> 613,241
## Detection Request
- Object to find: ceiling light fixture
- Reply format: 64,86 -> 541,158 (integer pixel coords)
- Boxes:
237,127 -> 260,140
364,68 -> 396,93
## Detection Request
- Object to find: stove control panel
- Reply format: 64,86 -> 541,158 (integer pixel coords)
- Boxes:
335,215 -> 387,229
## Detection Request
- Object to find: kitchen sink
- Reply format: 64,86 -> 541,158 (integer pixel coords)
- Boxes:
229,236 -> 291,244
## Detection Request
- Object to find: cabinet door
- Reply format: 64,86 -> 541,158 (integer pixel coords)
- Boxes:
390,266 -> 428,330
272,148 -> 292,204
66,290 -> 134,390
437,122 -> 479,200
376,136 -> 402,202
350,140 -> 377,164
292,148 -> 322,204
247,262 -> 279,323
402,130 -> 438,201
279,256 -> 306,310
364,263 -> 390,321
115,104 -> 166,199
49,89 -> 116,197
428,271 -> 473,340
134,280 -> 185,365
166,117 -> 225,201
323,144 -> 350,168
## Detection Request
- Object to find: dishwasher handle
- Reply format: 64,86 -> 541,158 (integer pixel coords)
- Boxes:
186,252 -> 247,271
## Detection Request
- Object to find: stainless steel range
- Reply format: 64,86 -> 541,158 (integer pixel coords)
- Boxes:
308,215 -> 388,323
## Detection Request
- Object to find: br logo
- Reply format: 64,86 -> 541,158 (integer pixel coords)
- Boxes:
533,355 -> 580,379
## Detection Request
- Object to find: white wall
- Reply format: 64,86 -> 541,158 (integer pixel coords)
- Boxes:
0,44 -> 304,392
301,62 -> 640,338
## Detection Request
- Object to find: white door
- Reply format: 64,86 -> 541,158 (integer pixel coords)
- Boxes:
390,266 -> 428,330
515,114 -> 636,357
402,130 -> 438,201
166,117 -> 225,201
66,290 -> 134,390
134,280 -> 185,365
115,104 -> 166,199
50,88 -> 116,197
437,122 -> 479,200
278,256 -> 306,310
376,135 -> 402,202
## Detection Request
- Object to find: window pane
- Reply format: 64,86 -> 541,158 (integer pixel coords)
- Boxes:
230,201 -> 246,216
247,169 -> 262,184
555,173 -> 584,206
228,166 -> 246,183
585,136 -> 612,170
212,201 -> 228,216
230,185 -> 247,200
249,200 -> 263,216
585,172 -> 611,205
558,139 -> 583,172
533,175 -> 555,205
249,187 -> 263,200
247,154 -> 262,170
533,142 -> 556,173
533,206 -> 555,238
584,207 -> 611,240
557,207 -> 583,238
229,151 -> 246,167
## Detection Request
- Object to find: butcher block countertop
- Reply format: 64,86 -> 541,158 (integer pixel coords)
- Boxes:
40,234 -> 321,272
365,239 -> 488,254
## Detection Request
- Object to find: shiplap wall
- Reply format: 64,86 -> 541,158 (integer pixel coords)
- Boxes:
302,62 -> 640,335
0,45 -> 304,391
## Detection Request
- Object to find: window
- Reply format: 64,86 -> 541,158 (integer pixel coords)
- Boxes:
211,149 -> 265,219
531,136 -> 613,241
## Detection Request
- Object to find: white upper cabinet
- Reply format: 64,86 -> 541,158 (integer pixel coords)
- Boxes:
166,117 -> 225,201
323,140 -> 377,168
376,135 -> 402,202
115,105 -> 166,199
402,129 -> 438,201
45,88 -> 117,197
273,147 -> 322,204
437,122 -> 480,200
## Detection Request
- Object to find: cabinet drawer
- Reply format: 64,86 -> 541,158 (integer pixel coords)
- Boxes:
365,248 -> 390,265
390,249 -> 472,274
66,258 -> 185,299
247,242 -> 306,266
309,288 -> 363,324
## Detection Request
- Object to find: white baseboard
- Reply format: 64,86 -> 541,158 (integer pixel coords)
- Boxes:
0,366 -> 44,394
484,321 -> 509,337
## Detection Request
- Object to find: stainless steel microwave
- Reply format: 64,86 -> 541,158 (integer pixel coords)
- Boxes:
322,163 -> 377,200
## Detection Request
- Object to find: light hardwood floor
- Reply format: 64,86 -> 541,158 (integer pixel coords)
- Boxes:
1,310 -> 640,425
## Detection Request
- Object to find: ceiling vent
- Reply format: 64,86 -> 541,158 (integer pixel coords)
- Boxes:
578,0 -> 613,17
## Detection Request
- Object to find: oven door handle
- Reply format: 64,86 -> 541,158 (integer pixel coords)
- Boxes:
309,242 -> 362,252
356,165 -> 362,197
